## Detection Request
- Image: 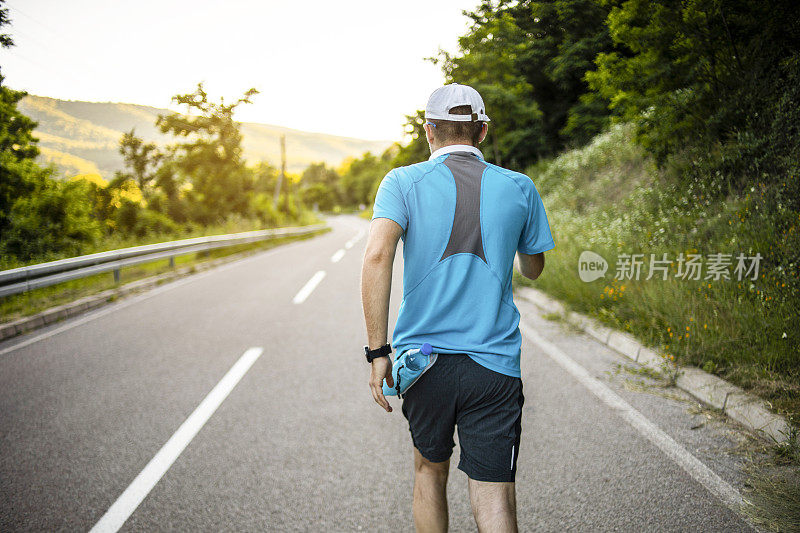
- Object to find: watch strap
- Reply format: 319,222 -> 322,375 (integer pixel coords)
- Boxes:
365,343 -> 392,362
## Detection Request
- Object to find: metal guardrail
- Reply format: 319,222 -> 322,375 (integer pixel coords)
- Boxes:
0,223 -> 327,298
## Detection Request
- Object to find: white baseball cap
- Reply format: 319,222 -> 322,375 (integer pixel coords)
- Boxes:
425,83 -> 491,122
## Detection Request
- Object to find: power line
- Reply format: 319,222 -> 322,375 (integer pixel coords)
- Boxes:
0,48 -> 87,87
4,2 -> 109,81
5,2 -> 74,43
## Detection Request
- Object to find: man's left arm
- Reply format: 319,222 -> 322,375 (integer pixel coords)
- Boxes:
361,217 -> 403,413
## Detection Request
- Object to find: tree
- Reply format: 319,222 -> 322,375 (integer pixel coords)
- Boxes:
156,83 -> 258,224
0,0 -> 12,48
0,80 -> 43,237
391,111 -> 431,168
506,0 -> 618,148
438,3 -> 544,168
2,176 -> 102,260
0,0 -> 100,261
586,0 -> 800,166
432,0 -> 619,167
339,151 -> 392,207
115,129 -> 163,201
301,162 -> 339,188
299,162 -> 341,210
0,0 -> 44,237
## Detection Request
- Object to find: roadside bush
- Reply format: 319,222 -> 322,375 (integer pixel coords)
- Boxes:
1,173 -> 102,261
114,200 -> 180,238
252,192 -> 285,227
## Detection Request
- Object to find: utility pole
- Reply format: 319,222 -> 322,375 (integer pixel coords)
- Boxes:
273,134 -> 286,208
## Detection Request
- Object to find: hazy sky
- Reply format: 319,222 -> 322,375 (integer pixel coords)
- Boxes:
0,0 -> 480,141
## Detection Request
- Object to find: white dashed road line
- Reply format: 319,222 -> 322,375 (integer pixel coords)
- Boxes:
331,249 -> 345,263
518,321 -> 748,516
344,229 -> 365,250
89,346 -> 264,533
0,237 -> 313,357
292,271 -> 326,304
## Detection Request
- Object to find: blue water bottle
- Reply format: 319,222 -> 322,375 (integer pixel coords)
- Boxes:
405,342 -> 433,371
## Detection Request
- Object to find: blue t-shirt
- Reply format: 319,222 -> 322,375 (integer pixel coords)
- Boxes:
371,147 -> 554,377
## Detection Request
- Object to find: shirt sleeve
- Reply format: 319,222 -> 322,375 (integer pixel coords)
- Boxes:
518,179 -> 555,255
371,170 -> 408,232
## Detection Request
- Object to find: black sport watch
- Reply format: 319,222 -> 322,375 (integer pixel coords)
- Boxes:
364,343 -> 392,363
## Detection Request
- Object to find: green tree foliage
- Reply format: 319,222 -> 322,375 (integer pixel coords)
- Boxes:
0,0 -> 43,236
391,111 -> 431,168
250,161 -> 278,193
0,81 -> 42,234
111,85 -> 311,233
507,0 -> 619,146
395,0 -> 798,194
429,0 -> 619,168
115,129 -> 164,201
438,4 -> 544,167
587,0 -> 800,169
2,176 -> 102,259
339,151 -> 393,207
111,130 -> 190,224
299,162 -> 341,211
0,1 -> 100,262
0,1 -> 12,49
156,83 -> 259,224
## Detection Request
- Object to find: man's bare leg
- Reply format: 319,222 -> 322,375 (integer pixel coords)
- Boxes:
413,448 -> 450,533
467,478 -> 517,533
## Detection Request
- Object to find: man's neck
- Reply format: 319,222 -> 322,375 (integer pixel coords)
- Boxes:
429,141 -> 475,153
428,143 -> 483,161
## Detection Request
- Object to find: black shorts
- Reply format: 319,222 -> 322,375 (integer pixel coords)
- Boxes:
401,353 -> 524,483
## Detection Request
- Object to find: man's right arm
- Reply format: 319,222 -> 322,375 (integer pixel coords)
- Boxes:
516,251 -> 545,280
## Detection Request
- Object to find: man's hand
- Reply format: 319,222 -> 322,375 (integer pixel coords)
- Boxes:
369,356 -> 394,413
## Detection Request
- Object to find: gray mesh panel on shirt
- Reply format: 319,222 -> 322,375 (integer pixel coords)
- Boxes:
440,153 -> 488,263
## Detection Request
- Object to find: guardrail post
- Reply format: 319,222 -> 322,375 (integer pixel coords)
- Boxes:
169,256 -> 175,268
113,269 -> 120,284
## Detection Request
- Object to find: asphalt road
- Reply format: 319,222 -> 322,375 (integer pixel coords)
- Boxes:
0,214 -> 760,532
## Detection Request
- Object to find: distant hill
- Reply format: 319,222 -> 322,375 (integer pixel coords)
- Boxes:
17,95 -> 393,177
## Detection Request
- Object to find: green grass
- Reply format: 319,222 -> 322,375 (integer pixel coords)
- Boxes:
541,312 -> 563,322
0,227 -> 329,324
515,122 -> 799,426
738,435 -> 800,531
744,468 -> 800,532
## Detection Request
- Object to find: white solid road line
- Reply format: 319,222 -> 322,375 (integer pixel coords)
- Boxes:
89,346 -> 264,533
292,271 -> 326,304
331,249 -> 346,263
518,322 -> 748,516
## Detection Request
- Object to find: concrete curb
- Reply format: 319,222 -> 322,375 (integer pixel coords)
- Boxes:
515,286 -> 792,445
0,229 -> 327,342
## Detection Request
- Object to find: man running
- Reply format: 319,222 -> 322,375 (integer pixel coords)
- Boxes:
361,83 -> 554,533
